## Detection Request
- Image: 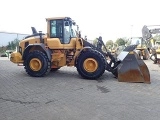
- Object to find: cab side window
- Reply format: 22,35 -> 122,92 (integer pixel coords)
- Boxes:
50,20 -> 63,38
64,22 -> 71,44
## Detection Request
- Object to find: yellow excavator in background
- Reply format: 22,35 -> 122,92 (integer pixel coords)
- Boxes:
142,25 -> 160,48
110,43 -> 119,54
127,37 -> 150,60
127,25 -> 160,61
155,40 -> 160,53
142,25 -> 160,63
10,17 -> 150,83
107,43 -> 119,58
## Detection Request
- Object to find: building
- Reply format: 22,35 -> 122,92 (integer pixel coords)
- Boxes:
0,32 -> 95,46
0,32 -> 29,46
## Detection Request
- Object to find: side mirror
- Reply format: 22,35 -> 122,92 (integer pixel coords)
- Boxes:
65,21 -> 69,26
73,22 -> 76,25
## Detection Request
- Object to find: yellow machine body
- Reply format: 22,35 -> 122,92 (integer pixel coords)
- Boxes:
10,17 -> 150,83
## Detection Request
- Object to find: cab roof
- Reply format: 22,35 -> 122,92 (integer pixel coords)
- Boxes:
46,17 -> 71,21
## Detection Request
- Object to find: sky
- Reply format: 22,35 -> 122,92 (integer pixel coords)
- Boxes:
1,0 -> 160,43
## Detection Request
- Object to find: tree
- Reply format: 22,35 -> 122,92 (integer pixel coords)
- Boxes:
13,38 -> 20,47
121,37 -> 128,44
106,40 -> 114,48
11,41 -> 14,50
7,42 -> 11,50
115,38 -> 126,46
6,38 -> 20,50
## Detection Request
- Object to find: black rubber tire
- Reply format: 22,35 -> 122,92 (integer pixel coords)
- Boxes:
76,50 -> 106,79
50,68 -> 61,71
24,50 -> 51,77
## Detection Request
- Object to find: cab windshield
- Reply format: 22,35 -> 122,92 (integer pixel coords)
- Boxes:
64,20 -> 77,43
50,18 -> 77,44
130,38 -> 142,45
71,25 -> 77,37
64,21 -> 77,38
156,41 -> 160,45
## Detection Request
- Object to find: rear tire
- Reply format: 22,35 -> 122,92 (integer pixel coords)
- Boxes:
24,50 -> 51,77
76,50 -> 106,79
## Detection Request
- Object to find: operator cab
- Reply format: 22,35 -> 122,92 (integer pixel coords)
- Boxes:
128,37 -> 142,46
128,37 -> 147,48
46,17 -> 77,44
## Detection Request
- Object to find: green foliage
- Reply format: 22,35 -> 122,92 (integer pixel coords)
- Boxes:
6,38 -> 20,50
105,40 -> 114,51
106,40 -> 113,48
121,37 -> 128,43
7,42 -> 11,50
126,40 -> 131,46
115,38 -> 126,46
0,46 -> 6,53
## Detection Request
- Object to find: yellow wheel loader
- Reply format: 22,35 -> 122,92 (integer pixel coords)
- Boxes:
10,17 -> 150,83
127,37 -> 150,60
142,25 -> 160,64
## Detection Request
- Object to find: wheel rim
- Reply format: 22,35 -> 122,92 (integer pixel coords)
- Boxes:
29,58 -> 42,71
83,58 -> 98,72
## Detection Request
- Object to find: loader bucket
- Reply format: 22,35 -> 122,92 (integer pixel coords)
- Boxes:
117,46 -> 150,84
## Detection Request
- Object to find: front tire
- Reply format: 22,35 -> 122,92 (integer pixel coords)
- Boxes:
24,50 -> 51,77
76,50 -> 106,79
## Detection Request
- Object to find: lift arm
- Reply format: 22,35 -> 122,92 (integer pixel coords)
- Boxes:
142,25 -> 160,48
142,25 -> 160,40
